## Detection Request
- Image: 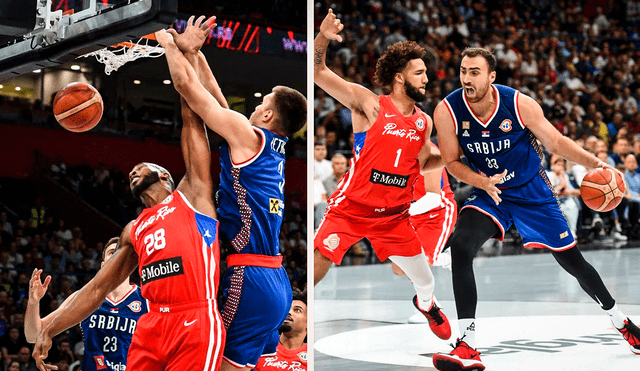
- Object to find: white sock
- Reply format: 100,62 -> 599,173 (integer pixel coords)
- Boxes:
389,253 -> 434,308
458,318 -> 476,348
606,303 -> 627,329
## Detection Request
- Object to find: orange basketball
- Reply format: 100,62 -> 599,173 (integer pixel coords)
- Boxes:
53,82 -> 103,132
580,168 -> 625,212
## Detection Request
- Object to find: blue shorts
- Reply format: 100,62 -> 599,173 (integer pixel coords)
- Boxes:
461,173 -> 576,251
221,265 -> 292,368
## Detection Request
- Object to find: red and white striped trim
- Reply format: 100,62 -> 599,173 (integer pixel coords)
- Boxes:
462,84 -> 500,128
231,127 -> 265,168
442,98 -> 458,135
222,356 -> 246,369
514,90 -> 526,129
433,193 -> 456,262
105,284 -> 137,306
461,205 -> 505,241
524,240 -> 576,251
202,235 -> 224,371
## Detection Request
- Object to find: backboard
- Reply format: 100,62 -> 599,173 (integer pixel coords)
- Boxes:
0,0 -> 177,81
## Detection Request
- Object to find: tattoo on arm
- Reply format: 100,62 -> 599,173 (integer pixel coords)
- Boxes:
314,46 -> 326,67
373,105 -> 379,119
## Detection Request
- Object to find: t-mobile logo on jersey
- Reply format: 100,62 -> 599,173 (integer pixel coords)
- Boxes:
370,168 -> 409,188
141,257 -> 184,284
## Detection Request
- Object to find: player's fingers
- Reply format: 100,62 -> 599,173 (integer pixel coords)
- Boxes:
195,15 -> 206,28
202,16 -> 216,31
166,29 -> 179,39
43,275 -> 51,289
187,15 -> 195,27
335,35 -> 343,42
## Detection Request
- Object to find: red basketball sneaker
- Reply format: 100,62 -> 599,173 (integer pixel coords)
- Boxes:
412,295 -> 451,340
432,338 -> 485,371
615,318 -> 640,354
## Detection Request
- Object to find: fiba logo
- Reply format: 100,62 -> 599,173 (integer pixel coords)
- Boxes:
323,233 -> 340,251
128,301 -> 142,313
415,116 -> 425,131
499,119 -> 512,132
298,352 -> 307,361
161,195 -> 173,204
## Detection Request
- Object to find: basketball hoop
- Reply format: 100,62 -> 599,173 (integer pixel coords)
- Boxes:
80,35 -> 165,75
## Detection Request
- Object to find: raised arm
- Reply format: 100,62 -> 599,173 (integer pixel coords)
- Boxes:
314,9 -> 378,132
434,101 -> 506,205
517,93 -> 607,170
156,28 -> 259,163
168,16 -> 229,109
33,223 -> 138,371
175,97 -> 216,217
25,269 -> 52,343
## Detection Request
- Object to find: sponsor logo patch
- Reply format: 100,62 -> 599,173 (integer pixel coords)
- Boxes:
94,355 -> 107,370
370,168 -> 409,188
270,198 -> 283,216
463,130 -> 470,137
560,231 -> 569,239
141,257 -> 184,284
128,301 -> 142,313
323,233 -> 340,251
462,121 -> 470,129
499,119 -> 512,132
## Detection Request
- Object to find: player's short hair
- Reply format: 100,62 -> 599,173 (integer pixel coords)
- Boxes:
102,237 -> 119,262
374,41 -> 426,87
143,162 -> 175,191
271,86 -> 307,137
461,47 -> 497,72
292,288 -> 306,306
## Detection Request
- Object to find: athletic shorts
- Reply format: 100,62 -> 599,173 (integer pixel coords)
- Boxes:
410,197 -> 457,265
314,201 -> 422,264
127,301 -> 225,371
461,173 -> 576,251
221,265 -> 292,368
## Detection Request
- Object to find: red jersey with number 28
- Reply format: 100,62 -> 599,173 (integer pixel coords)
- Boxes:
328,95 -> 428,212
130,190 -> 221,305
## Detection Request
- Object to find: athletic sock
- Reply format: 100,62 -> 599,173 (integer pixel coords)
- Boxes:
606,303 -> 626,329
458,318 -> 476,348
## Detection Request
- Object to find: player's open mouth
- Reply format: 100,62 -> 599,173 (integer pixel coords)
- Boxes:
465,87 -> 474,95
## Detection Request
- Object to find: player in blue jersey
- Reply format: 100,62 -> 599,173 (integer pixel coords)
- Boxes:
25,237 -> 148,371
155,18 -> 307,371
431,47 -> 640,371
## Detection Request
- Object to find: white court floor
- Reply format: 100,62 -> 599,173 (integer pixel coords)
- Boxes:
314,247 -> 640,370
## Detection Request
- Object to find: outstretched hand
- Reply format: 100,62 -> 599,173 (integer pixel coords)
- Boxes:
154,29 -> 175,48
29,269 -> 51,302
482,169 -> 508,205
319,9 -> 344,42
33,330 -> 57,371
168,15 -> 217,54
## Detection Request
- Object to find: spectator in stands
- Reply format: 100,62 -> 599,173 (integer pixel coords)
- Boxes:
0,326 -> 28,365
55,220 -> 72,242
610,136 -> 632,166
15,345 -> 37,371
624,153 -> 640,235
314,142 -> 332,181
323,153 -> 348,197
547,155 -> 581,238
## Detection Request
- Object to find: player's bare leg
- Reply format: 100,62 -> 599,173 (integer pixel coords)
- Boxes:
314,249 -> 333,285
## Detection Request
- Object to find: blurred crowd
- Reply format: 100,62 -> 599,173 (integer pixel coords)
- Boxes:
314,0 -> 640,252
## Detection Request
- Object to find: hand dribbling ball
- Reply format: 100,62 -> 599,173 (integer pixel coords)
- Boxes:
53,82 -> 103,132
580,167 -> 625,212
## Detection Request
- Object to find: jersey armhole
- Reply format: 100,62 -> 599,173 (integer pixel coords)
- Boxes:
514,91 -> 526,129
230,127 -> 266,168
443,99 -> 458,135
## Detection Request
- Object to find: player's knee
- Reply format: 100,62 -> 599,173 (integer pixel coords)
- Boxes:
447,229 -> 479,265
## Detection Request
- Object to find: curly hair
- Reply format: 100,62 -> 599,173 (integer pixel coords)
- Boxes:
374,41 -> 426,87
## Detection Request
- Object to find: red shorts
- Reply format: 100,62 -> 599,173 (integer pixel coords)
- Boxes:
314,203 -> 422,264
127,301 -> 225,371
410,200 -> 457,265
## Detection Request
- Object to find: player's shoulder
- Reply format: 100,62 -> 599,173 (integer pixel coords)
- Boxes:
443,87 -> 463,102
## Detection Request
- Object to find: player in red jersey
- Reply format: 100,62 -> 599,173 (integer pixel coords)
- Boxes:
254,289 -> 307,371
31,22 -> 225,371
392,144 -> 458,323
314,10 -> 451,340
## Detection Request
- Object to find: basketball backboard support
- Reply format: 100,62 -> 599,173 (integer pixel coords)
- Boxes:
0,0 -> 177,81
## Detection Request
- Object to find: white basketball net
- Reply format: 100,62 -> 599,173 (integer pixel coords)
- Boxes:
80,38 -> 165,75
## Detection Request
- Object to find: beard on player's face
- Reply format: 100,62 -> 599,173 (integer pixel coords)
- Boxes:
131,171 -> 161,199
278,323 -> 293,333
404,80 -> 427,102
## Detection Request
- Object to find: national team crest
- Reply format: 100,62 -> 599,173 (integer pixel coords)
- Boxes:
269,198 -> 283,216
323,233 -> 340,251
462,121 -> 470,129
94,355 -> 107,370
499,119 -> 512,132
298,352 -> 307,362
128,300 -> 142,313
161,195 -> 173,204
481,131 -> 490,138
415,116 -> 425,131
